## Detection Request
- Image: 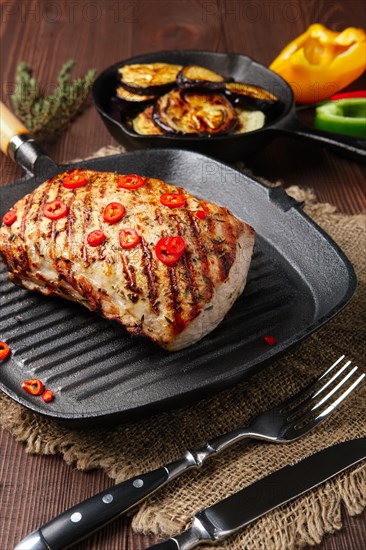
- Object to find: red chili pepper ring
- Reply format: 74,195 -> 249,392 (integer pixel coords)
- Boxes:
21,378 -> 44,396
155,236 -> 186,266
160,193 -> 186,208
87,230 -> 106,247
119,228 -> 141,249
2,210 -> 17,226
103,202 -> 126,224
0,341 -> 10,361
118,174 -> 145,190
43,200 -> 68,220
62,172 -> 88,189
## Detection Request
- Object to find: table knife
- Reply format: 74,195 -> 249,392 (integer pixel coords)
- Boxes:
148,438 -> 366,550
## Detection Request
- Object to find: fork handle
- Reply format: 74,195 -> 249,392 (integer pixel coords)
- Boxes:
207,428 -> 260,453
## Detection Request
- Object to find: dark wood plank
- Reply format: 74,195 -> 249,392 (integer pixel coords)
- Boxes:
0,1 -> 365,549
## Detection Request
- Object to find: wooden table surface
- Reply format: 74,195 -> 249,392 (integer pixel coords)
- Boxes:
0,1 -> 365,548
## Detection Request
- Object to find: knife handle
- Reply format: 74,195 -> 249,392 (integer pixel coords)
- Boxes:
14,467 -> 170,550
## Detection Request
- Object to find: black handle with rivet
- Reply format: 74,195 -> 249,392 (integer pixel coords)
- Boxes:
14,467 -> 170,550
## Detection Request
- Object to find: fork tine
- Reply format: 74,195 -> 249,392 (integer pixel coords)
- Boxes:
317,354 -> 346,381
281,356 -> 352,415
292,371 -> 365,437
285,362 -> 355,420
314,372 -> 365,420
312,359 -> 352,399
311,365 -> 358,411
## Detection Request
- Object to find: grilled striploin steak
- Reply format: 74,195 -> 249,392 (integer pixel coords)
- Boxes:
0,170 -> 255,350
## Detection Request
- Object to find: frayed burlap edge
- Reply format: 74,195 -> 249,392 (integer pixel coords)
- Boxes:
1,146 -> 365,549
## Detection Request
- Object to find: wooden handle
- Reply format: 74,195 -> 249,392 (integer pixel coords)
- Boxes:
0,101 -> 29,155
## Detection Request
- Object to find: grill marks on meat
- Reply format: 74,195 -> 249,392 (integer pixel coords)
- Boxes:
172,212 -> 201,322
121,252 -> 141,303
18,193 -> 33,273
167,266 -> 185,333
82,189 -> 93,264
186,210 -> 214,297
20,193 -> 33,241
0,171 -> 255,350
140,237 -> 160,314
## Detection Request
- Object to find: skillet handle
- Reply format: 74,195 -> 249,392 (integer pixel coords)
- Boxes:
0,101 -> 56,176
274,115 -> 366,162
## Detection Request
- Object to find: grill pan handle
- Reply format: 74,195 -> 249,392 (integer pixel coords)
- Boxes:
273,113 -> 366,162
0,101 -> 57,176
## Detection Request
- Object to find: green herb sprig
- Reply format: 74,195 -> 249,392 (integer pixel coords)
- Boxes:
11,60 -> 97,141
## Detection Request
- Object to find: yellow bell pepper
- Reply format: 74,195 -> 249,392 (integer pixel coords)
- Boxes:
270,24 -> 366,104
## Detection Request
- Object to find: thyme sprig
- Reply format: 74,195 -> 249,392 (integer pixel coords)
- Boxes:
11,60 -> 97,140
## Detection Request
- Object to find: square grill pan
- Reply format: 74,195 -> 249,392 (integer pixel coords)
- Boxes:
0,149 -> 356,427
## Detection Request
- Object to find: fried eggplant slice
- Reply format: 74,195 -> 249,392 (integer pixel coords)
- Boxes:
233,108 -> 265,134
225,82 -> 279,109
116,85 -> 156,102
132,105 -> 165,135
118,63 -> 182,94
153,88 -> 237,135
177,65 -> 225,91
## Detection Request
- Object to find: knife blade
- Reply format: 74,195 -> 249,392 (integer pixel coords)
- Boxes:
148,438 -> 366,550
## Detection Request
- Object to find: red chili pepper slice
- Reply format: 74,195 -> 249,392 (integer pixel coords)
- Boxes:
87,230 -> 106,247
43,200 -> 68,220
119,228 -> 141,249
118,174 -> 145,189
62,172 -> 88,189
21,378 -> 44,396
42,389 -> 54,403
263,335 -> 277,346
155,236 -> 186,266
331,90 -> 366,100
196,210 -> 207,220
0,341 -> 10,361
160,193 -> 186,208
103,202 -> 126,224
2,210 -> 17,226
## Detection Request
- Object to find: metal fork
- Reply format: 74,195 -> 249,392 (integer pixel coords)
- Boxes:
208,355 -> 364,451
15,355 -> 364,550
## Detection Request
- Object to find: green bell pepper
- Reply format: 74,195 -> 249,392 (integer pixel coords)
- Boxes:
314,98 -> 366,138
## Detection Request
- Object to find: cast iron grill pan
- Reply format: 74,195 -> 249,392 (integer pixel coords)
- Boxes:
0,150 -> 356,427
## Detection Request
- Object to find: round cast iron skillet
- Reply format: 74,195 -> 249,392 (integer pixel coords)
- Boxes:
92,50 -> 366,162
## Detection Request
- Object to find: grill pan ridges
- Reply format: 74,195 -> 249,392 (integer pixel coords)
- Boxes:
0,149 -> 356,427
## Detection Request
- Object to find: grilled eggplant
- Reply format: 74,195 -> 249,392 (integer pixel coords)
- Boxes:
118,63 -> 182,94
153,89 -> 237,135
0,171 -> 255,351
225,82 -> 279,110
116,86 -> 156,103
132,105 -> 165,135
177,65 -> 225,91
112,61 -> 278,137
233,108 -> 265,134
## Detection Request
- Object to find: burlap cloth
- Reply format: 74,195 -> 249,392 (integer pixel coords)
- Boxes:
1,146 -> 365,549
